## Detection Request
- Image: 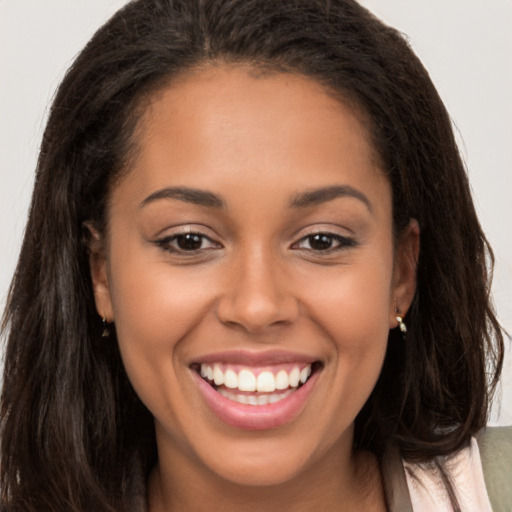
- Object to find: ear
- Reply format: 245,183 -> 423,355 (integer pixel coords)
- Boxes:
84,222 -> 114,322
390,218 -> 420,327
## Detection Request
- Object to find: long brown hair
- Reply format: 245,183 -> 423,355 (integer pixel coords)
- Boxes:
1,0 -> 504,510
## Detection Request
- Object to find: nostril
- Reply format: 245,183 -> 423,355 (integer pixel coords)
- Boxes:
215,276 -> 299,333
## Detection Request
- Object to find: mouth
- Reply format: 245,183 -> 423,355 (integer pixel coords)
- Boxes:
190,357 -> 323,430
191,361 -> 322,406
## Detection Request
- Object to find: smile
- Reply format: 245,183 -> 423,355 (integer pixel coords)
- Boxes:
200,363 -> 313,399
191,356 -> 322,429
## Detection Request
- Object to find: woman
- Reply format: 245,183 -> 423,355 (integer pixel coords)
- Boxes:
0,0 -> 509,510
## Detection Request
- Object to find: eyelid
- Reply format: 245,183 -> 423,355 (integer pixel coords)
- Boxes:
292,234 -> 355,250
151,222 -> 218,239
157,233 -> 220,248
288,220 -> 356,238
152,225 -> 223,253
290,227 -> 357,253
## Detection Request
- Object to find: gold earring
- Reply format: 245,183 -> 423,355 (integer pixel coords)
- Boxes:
394,308 -> 407,333
396,315 -> 407,333
102,317 -> 110,338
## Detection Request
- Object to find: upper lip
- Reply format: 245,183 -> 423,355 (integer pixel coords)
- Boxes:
190,349 -> 319,366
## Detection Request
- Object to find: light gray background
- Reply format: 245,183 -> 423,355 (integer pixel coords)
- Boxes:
1,0 -> 511,425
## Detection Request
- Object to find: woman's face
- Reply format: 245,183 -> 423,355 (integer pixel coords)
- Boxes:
91,65 -> 418,487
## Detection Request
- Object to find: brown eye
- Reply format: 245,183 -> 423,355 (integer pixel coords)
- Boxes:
308,234 -> 335,251
293,233 -> 356,252
155,232 -> 221,254
176,233 -> 203,251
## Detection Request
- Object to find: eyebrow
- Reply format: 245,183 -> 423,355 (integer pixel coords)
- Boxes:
139,187 -> 225,209
289,185 -> 373,214
139,184 -> 372,213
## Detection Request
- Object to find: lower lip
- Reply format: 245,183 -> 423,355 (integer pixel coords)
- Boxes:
192,369 -> 320,430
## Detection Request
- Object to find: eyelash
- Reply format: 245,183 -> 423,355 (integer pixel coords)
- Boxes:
154,231 -> 356,255
292,232 -> 357,253
155,232 -> 221,254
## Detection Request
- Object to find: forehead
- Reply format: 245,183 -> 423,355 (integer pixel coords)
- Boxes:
139,65 -> 377,160
113,65 -> 389,217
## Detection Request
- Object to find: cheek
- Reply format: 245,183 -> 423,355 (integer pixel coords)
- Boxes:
304,256 -> 394,349
106,246 -> 215,397
299,252 -> 393,416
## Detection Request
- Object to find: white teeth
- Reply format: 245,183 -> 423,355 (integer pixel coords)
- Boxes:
213,364 -> 224,386
238,369 -> 257,391
217,388 -> 293,406
237,394 -> 248,404
199,363 -> 313,393
300,366 -> 311,384
288,367 -> 300,387
247,395 -> 258,406
275,370 -> 289,390
224,369 -> 238,389
257,371 -> 276,392
257,394 -> 269,405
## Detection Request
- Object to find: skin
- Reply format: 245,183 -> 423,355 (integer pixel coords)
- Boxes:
89,65 -> 419,511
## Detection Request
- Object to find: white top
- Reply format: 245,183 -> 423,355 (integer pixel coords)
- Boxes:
404,437 -> 493,511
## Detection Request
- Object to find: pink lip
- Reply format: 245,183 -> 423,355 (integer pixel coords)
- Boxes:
192,367 -> 320,431
191,349 -> 317,366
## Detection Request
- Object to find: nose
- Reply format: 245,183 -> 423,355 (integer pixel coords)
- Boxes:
216,248 -> 299,334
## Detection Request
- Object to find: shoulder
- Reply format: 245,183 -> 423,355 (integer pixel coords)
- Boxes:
476,426 -> 512,512
403,437 -> 493,512
382,426 -> 512,512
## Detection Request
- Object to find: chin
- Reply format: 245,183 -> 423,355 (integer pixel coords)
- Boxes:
210,455 -> 310,488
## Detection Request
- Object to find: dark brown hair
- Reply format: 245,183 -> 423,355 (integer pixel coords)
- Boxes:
1,0 -> 504,510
